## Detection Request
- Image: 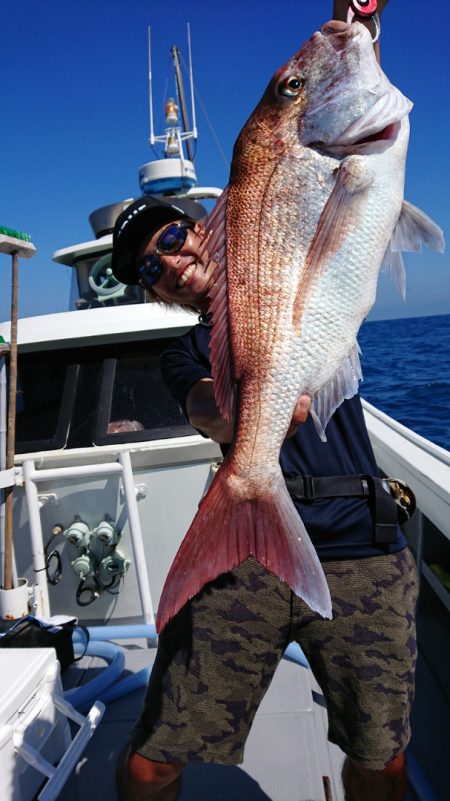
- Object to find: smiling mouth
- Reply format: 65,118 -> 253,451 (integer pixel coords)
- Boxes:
177,263 -> 197,288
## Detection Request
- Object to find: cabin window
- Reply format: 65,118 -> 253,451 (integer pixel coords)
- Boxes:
15,358 -> 78,453
93,345 -> 193,445
72,254 -> 145,310
13,338 -> 194,452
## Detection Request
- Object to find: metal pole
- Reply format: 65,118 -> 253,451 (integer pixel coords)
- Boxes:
22,459 -> 51,616
171,46 -> 194,163
119,450 -> 155,628
0,355 -> 7,587
187,23 -> 198,140
148,26 -> 155,146
4,251 -> 19,590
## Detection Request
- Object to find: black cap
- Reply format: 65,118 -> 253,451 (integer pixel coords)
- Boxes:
111,195 -> 207,285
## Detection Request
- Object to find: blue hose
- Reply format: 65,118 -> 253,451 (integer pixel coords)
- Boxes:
73,624 -> 157,644
66,624 -> 158,711
64,640 -> 125,710
98,666 -> 152,704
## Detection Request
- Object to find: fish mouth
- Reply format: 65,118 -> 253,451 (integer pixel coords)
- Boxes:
350,120 -> 401,148
313,119 -> 401,157
327,86 -> 412,155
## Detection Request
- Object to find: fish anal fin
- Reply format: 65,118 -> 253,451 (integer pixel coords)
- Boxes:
156,466 -> 332,633
293,158 -> 373,334
311,343 -> 362,441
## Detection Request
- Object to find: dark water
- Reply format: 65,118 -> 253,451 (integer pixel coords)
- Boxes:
358,314 -> 450,451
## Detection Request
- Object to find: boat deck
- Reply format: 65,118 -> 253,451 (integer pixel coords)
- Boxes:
59,638 -> 347,801
56,633 -> 427,801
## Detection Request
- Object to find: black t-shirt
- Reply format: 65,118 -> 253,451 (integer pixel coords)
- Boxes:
161,319 -> 406,560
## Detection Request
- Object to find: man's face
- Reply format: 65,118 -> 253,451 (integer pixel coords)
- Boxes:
138,219 -> 217,308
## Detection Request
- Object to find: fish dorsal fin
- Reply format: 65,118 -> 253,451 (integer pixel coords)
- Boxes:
293,157 -> 374,333
205,187 -> 236,422
310,343 -> 362,442
382,200 -> 445,300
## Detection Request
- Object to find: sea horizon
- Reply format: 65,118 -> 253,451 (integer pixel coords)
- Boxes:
367,311 -> 450,324
358,313 -> 450,451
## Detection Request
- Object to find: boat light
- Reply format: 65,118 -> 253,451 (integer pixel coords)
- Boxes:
165,130 -> 180,156
165,97 -> 179,126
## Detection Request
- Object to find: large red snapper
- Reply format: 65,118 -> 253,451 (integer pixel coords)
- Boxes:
156,20 -> 444,632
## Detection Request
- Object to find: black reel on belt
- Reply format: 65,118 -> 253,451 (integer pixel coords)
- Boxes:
385,479 -> 417,525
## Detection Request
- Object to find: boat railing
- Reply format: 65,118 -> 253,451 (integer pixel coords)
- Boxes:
362,398 -> 450,612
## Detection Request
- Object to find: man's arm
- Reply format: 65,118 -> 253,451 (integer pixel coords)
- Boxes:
186,378 -> 234,443
186,378 -> 311,444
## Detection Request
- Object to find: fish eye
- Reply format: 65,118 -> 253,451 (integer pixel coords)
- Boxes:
278,74 -> 305,97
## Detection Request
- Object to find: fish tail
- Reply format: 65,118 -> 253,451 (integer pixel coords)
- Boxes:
156,470 -> 332,632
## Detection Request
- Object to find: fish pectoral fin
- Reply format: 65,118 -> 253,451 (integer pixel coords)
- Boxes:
381,200 -> 445,300
310,343 -> 362,441
206,187 -> 236,421
293,157 -> 373,333
392,200 -> 445,254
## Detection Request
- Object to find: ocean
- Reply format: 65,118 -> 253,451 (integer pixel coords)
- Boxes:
358,313 -> 450,452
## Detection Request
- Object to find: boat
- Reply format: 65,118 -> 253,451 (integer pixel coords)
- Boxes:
0,27 -> 448,801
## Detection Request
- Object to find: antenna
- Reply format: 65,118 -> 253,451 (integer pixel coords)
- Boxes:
187,23 -> 198,141
148,26 -> 155,146
171,45 -> 194,162
139,24 -> 199,194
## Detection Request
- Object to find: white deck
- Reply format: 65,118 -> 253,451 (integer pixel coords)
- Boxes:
57,640 -> 346,801
53,633 -> 425,801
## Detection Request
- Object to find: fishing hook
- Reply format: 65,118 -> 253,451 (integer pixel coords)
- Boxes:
347,1 -> 381,44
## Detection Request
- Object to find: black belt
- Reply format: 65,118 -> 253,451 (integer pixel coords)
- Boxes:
284,474 -> 401,545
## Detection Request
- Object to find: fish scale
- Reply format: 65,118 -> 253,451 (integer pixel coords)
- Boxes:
155,20 -> 444,633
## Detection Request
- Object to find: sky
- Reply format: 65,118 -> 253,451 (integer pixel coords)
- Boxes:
0,0 -> 448,323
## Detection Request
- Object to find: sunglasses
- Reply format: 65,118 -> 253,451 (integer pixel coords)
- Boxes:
138,220 -> 195,288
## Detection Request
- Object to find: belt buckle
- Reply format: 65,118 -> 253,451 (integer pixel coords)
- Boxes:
302,475 -> 315,501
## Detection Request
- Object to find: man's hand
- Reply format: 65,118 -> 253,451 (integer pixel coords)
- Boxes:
286,395 -> 312,438
186,378 -> 234,443
186,378 -> 311,444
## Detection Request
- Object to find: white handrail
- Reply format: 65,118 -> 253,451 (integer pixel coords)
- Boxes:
21,453 -> 155,624
119,450 -> 155,626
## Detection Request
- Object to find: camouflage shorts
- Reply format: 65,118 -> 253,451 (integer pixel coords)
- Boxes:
130,548 -> 418,770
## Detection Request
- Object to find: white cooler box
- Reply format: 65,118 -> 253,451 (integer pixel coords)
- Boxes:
0,648 -> 104,801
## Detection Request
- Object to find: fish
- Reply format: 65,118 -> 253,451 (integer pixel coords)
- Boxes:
156,19 -> 444,633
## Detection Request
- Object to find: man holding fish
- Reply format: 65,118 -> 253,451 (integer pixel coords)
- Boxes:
113,1 -> 444,799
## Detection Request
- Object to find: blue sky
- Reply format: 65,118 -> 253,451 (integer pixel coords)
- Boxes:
0,0 -> 448,322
